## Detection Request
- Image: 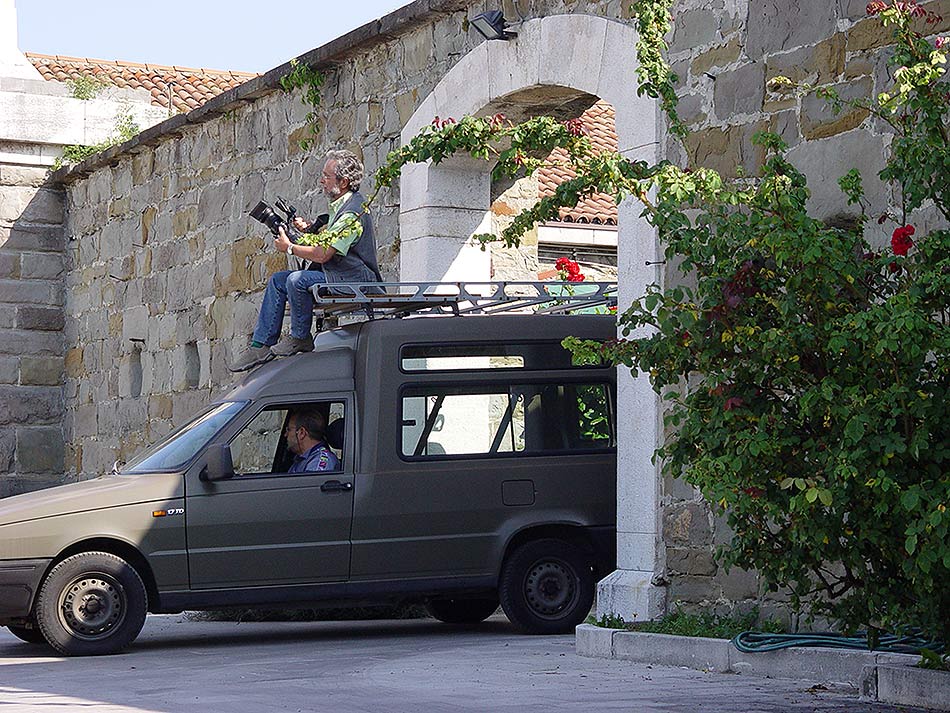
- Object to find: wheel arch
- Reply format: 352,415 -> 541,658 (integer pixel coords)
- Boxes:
500,523 -> 609,578
46,538 -> 159,612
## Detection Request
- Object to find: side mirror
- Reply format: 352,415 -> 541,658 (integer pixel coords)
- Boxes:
200,444 -> 234,482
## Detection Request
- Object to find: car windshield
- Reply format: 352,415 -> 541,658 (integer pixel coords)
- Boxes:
121,402 -> 246,474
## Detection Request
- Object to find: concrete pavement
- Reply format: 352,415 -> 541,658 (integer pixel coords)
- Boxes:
0,614 -> 929,712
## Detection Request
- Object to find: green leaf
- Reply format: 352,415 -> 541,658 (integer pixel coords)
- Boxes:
901,490 -> 920,511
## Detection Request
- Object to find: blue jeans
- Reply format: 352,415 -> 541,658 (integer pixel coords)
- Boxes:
252,269 -> 327,345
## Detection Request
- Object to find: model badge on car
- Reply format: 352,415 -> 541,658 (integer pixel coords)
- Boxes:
152,508 -> 184,517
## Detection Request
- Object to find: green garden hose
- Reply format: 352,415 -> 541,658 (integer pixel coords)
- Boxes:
732,630 -> 945,655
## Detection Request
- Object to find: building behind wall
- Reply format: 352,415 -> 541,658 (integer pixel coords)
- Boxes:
3,0 -> 947,621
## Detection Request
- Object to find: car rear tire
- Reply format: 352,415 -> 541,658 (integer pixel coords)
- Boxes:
7,621 -> 47,645
35,551 -> 148,656
425,596 -> 499,624
499,538 -> 595,634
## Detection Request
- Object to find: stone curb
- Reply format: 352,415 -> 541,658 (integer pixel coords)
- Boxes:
576,624 -> 949,711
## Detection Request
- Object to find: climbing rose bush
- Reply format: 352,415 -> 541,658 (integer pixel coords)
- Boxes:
569,0 -> 950,641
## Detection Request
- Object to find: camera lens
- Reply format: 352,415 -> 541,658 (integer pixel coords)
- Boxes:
249,201 -> 283,235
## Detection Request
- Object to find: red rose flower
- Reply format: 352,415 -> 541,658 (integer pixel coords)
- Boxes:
724,396 -> 745,411
563,118 -> 587,137
891,225 -> 915,256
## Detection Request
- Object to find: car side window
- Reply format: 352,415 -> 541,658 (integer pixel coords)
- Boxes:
230,401 -> 345,476
400,383 -> 613,459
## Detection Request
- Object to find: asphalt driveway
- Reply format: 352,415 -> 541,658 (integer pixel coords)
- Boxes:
0,614 -> 927,712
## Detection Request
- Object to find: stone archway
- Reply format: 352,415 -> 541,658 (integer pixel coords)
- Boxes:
399,14 -> 666,621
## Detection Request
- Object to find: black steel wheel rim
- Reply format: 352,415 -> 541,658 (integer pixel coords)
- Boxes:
57,572 -> 127,640
523,557 -> 578,620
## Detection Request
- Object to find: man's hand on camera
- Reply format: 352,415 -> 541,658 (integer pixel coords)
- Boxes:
275,226 -> 292,253
292,217 -> 310,231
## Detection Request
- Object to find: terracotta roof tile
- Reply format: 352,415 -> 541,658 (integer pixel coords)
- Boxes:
25,52 -> 258,115
537,100 -> 618,225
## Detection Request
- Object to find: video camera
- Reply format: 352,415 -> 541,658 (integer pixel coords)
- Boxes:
249,196 -> 300,240
249,197 -> 331,242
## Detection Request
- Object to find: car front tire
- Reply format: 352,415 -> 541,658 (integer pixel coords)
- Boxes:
35,551 -> 147,656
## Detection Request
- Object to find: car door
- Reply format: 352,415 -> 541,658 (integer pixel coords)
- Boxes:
185,399 -> 353,589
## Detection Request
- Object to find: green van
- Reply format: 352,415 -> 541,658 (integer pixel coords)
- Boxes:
0,312 -> 616,655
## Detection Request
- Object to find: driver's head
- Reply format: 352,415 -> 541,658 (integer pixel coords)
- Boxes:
286,409 -> 327,455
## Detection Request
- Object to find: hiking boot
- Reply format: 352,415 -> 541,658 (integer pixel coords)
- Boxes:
270,334 -> 314,357
228,344 -> 275,372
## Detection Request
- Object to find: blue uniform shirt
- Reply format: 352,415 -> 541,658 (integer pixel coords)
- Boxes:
289,442 -> 340,473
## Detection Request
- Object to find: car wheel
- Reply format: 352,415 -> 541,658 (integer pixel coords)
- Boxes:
35,551 -> 148,656
499,538 -> 595,634
425,596 -> 499,624
7,621 -> 47,645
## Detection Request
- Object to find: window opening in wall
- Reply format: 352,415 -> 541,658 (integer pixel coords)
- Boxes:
130,345 -> 143,399
400,382 -> 613,459
185,342 -> 200,389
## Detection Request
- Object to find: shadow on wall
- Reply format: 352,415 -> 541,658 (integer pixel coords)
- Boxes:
0,172 -> 67,498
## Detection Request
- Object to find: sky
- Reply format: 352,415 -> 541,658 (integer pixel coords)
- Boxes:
15,0 -> 412,73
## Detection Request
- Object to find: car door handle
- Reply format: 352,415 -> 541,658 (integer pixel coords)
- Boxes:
321,480 -> 353,493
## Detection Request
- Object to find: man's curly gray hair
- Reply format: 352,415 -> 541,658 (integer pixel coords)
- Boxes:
326,150 -> 364,191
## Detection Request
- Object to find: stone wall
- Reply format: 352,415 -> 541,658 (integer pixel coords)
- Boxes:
31,0 -> 949,619
0,162 -> 65,496
57,0 -> 630,478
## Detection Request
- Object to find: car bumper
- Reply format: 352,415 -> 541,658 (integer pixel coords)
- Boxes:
0,558 -> 50,621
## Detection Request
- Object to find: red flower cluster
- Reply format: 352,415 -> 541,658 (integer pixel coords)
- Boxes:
563,117 -> 587,137
489,113 -> 507,128
723,396 -> 746,411
891,224 -> 915,256
742,486 -> 765,499
937,37 -> 948,49
555,257 -> 586,282
866,0 -> 941,22
431,116 -> 457,129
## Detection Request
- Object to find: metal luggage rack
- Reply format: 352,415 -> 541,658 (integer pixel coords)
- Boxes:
310,281 -> 617,319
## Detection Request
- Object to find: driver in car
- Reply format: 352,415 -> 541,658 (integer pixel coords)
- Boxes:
285,409 -> 340,473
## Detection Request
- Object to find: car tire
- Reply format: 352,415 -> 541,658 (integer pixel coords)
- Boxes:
425,596 -> 499,624
35,551 -> 148,656
7,622 -> 47,645
499,538 -> 595,634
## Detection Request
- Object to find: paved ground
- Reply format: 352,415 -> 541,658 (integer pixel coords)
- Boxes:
0,614 -> 926,712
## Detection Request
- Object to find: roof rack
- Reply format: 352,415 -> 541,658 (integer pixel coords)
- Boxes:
310,281 -> 617,319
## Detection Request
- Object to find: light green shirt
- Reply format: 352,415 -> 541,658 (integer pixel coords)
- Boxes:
324,192 -> 363,256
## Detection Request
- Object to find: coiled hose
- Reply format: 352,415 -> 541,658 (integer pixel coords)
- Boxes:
732,631 -> 945,655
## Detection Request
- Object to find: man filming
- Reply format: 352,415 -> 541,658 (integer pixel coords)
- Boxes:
231,149 -> 382,372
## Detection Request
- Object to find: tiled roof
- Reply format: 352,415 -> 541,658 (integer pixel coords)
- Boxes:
537,100 -> 618,226
26,52 -> 258,114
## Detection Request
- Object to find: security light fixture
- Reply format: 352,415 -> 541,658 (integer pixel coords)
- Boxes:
470,11 -> 516,41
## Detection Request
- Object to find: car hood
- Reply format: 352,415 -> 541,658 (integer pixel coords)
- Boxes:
0,474 -> 184,527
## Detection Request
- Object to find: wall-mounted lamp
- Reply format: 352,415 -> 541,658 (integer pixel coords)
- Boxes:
470,10 -> 516,41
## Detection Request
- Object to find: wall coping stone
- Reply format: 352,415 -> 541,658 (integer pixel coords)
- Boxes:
576,624 -> 946,710
47,0 -> 470,186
